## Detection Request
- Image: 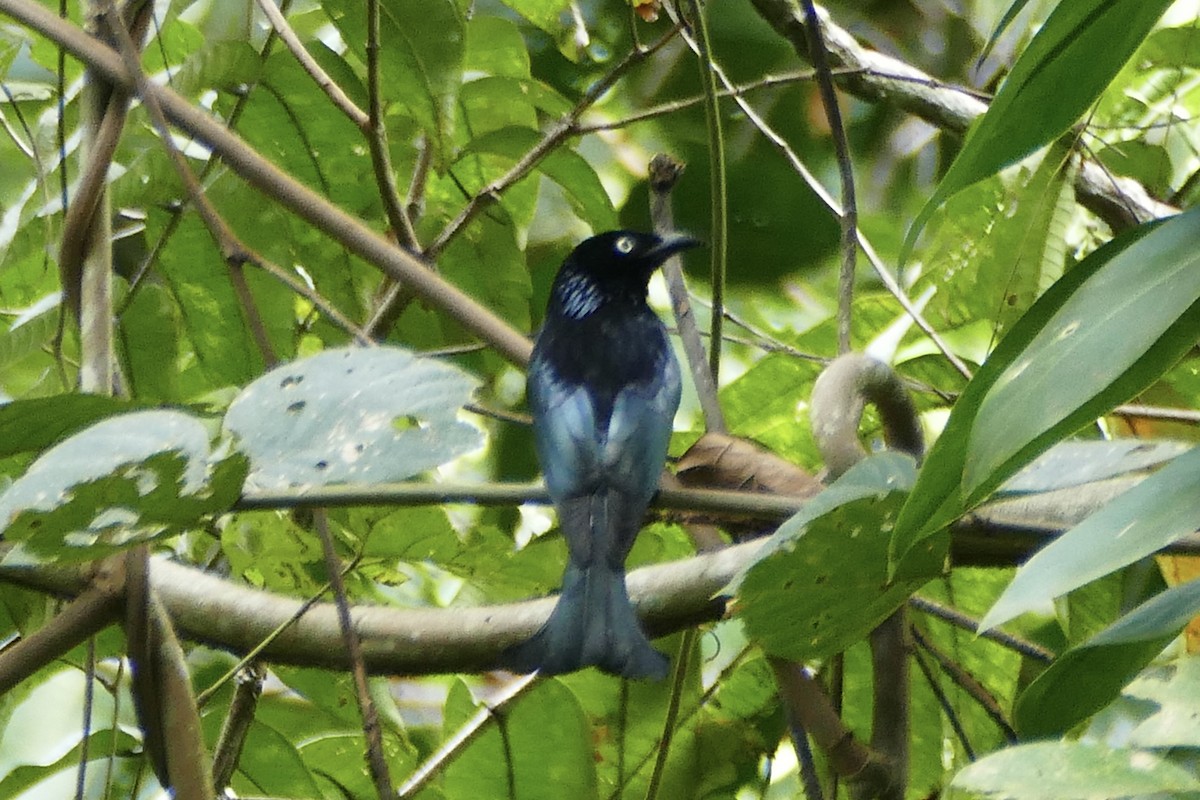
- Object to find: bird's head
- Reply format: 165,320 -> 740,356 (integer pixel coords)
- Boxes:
553,230 -> 700,318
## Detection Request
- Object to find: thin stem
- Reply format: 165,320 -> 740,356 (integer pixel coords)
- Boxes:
799,0 -> 857,356
680,0 -> 727,382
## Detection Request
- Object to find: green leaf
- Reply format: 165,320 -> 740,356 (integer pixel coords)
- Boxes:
460,127 -> 618,231
443,678 -> 597,799
966,207 -> 1200,498
324,0 -> 466,164
1124,657 -> 1200,748
976,0 -> 1034,67
906,0 -> 1172,255
947,740 -> 1200,800
737,454 -> 937,661
0,395 -> 138,458
224,346 -> 481,490
0,410 -> 246,563
890,213 -> 1185,571
1013,577 -> 1200,737
498,0 -> 570,34
981,446 -> 1200,632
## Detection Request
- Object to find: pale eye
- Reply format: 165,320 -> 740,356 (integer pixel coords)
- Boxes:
614,235 -> 636,255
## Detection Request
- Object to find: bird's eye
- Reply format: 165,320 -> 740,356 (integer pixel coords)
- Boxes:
614,235 -> 636,255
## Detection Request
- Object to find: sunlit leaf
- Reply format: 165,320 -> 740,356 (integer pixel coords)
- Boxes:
981,446 -> 1200,632
224,346 -> 481,490
947,740 -> 1200,799
1013,578 -> 1200,736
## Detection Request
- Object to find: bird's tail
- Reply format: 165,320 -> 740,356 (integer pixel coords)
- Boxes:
502,560 -> 669,680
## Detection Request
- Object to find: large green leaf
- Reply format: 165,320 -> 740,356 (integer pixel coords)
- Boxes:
0,394 -> 137,458
890,211 -> 1195,572
947,740 -> 1200,800
442,678 -> 597,799
323,0 -> 466,164
966,207 -> 1200,497
981,446 -> 1200,632
0,410 -> 246,563
224,346 -> 481,490
737,453 -> 938,661
1013,577 -> 1200,737
906,0 -> 1172,254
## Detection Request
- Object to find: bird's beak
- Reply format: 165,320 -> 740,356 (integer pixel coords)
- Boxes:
648,232 -> 702,261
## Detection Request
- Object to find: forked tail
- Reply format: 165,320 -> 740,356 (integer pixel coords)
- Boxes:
501,561 -> 668,680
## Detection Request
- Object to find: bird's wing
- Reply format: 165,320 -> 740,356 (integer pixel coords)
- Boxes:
528,357 -> 602,499
603,351 -> 681,506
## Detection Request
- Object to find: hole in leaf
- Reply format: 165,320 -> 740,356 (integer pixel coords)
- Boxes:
280,375 -> 303,388
287,401 -> 306,414
393,414 -> 427,432
315,460 -> 329,470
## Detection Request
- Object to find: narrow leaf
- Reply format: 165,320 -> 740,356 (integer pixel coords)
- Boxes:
906,0 -> 1171,256
981,446 -> 1200,631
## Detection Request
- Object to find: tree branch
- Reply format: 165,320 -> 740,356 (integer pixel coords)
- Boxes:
0,0 -> 533,365
746,0 -> 1178,232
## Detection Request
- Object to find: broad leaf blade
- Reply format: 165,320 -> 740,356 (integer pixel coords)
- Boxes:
948,740 -> 1200,800
737,454 -> 936,661
224,347 -> 481,490
0,410 -> 244,563
965,206 -> 1200,499
890,213 -> 1189,572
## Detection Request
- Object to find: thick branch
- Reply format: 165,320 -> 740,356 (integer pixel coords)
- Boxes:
2,472 -> 1196,675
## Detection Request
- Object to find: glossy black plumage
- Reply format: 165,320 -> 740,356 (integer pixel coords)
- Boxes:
502,230 -> 699,679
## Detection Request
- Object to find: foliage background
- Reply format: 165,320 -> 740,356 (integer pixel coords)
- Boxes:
2,0 -> 1200,798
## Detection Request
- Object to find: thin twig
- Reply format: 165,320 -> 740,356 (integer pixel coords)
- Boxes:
907,595 -> 1054,663
365,0 -> 420,252
649,153 -> 726,433
909,624 -> 1016,743
668,4 -> 971,379
101,5 -> 279,366
4,0 -> 533,363
211,663 -> 265,791
312,510 -> 393,798
253,0 -> 368,127
396,674 -> 539,797
678,0 -> 727,381
799,0 -> 857,356
910,638 -> 976,761
424,23 -> 683,258
645,629 -> 698,800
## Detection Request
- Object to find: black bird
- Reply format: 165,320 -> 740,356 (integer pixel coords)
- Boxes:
503,230 -> 700,680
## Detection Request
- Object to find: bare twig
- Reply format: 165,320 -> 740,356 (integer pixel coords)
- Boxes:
909,624 -> 1016,743
679,0 -> 727,381
3,0 -> 532,363
211,663 -> 265,791
907,595 -> 1053,663
649,154 -> 726,433
910,639 -> 976,761
798,0 -> 857,356
253,0 -> 368,128
0,582 -> 120,694
365,0 -> 420,252
645,629 -> 698,800
424,22 -> 682,258
746,0 -> 1177,232
396,674 -> 539,797
669,4 -> 972,379
101,4 -> 279,366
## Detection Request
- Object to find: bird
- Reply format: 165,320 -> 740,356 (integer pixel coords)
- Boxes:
502,229 -> 700,680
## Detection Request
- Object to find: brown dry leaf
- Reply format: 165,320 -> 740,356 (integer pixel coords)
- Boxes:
677,432 -> 822,497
